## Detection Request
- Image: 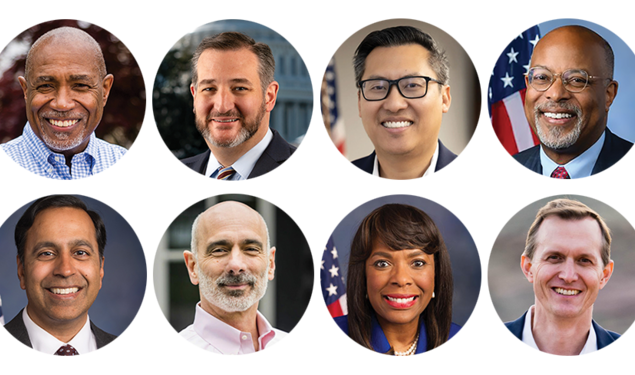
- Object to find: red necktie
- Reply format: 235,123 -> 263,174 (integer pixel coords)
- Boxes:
550,166 -> 570,179
54,344 -> 79,356
216,166 -> 235,180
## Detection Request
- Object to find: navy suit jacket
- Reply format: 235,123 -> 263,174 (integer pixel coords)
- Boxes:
180,129 -> 296,179
351,140 -> 457,175
505,311 -> 620,350
513,128 -> 632,176
4,309 -> 117,350
334,314 -> 460,354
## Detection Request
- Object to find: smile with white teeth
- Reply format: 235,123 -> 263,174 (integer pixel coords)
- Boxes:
382,121 -> 413,128
50,287 -> 79,295
554,287 -> 580,296
49,119 -> 80,127
215,119 -> 239,123
543,112 -> 573,119
385,296 -> 416,303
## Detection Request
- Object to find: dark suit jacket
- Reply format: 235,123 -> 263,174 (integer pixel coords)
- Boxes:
4,309 -> 117,351
180,129 -> 296,179
351,140 -> 457,175
513,128 -> 633,176
505,311 -> 620,350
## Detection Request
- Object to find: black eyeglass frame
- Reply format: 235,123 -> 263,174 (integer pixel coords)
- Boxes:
357,75 -> 444,101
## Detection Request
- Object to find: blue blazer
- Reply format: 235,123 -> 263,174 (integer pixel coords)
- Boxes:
351,140 -> 457,175
505,311 -> 620,350
334,314 -> 461,354
513,128 -> 632,176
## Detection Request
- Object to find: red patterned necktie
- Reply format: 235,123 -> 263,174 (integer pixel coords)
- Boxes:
54,344 -> 79,356
216,166 -> 235,180
550,166 -> 571,179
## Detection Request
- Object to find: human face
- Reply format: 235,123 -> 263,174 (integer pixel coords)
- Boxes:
521,216 -> 613,321
365,242 -> 435,329
17,207 -> 104,329
18,39 -> 113,156
190,48 -> 278,149
358,44 -> 451,158
524,28 -> 617,154
185,203 -> 275,315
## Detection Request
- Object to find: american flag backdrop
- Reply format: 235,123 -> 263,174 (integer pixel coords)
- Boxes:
321,58 -> 346,155
321,237 -> 347,318
488,26 -> 541,155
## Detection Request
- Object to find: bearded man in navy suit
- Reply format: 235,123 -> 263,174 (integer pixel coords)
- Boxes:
506,199 -> 619,355
514,26 -> 632,178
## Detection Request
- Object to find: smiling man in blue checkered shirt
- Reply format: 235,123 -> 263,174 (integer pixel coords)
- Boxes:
1,27 -> 126,180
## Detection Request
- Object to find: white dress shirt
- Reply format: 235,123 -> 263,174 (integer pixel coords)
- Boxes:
22,308 -> 97,355
522,305 -> 597,354
180,302 -> 287,354
372,141 -> 439,178
205,128 -> 273,180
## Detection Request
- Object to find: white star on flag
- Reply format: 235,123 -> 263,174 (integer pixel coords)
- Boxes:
326,283 -> 338,296
507,47 -> 519,64
329,265 -> 339,278
331,246 -> 338,259
530,35 -> 540,47
501,72 -> 514,88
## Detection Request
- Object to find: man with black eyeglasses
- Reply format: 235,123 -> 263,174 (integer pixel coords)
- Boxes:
515,25 -> 632,179
351,26 -> 456,180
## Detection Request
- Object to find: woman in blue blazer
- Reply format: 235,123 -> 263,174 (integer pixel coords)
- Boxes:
335,204 -> 460,355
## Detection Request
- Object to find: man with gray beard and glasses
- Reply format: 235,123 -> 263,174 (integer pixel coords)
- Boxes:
181,201 -> 286,354
515,25 -> 632,179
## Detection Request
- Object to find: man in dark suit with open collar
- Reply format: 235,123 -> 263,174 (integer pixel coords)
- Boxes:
181,32 -> 295,180
3,195 -> 116,355
506,198 -> 619,355
350,26 -> 457,180
515,25 -> 632,178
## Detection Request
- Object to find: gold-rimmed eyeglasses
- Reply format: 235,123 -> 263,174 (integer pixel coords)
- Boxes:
527,67 -> 612,93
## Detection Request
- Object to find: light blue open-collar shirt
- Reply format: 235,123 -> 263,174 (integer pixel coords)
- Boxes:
206,128 -> 273,180
1,123 -> 126,180
540,131 -> 605,178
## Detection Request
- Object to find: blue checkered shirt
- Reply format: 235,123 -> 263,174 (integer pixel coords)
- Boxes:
1,123 -> 127,180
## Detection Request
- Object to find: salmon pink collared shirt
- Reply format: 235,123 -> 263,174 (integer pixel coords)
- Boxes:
179,302 -> 287,354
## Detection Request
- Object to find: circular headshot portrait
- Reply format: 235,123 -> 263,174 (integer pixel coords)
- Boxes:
489,195 -> 635,355
0,194 -> 146,355
321,18 -> 480,180
153,194 -> 313,354
0,19 -> 146,180
153,19 -> 313,181
488,19 -> 635,179
321,195 -> 480,355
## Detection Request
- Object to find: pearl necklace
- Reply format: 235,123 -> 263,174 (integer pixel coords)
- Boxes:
394,333 -> 419,356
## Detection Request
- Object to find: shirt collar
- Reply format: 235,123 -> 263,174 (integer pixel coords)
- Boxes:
22,307 -> 96,355
521,305 -> 597,354
372,141 -> 439,178
192,302 -> 277,354
540,131 -> 606,178
205,129 -> 273,180
23,122 -> 97,172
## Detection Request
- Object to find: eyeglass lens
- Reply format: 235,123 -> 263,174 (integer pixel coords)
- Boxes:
529,68 -> 589,92
362,77 -> 428,100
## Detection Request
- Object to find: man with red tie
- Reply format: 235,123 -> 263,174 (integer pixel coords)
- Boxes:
515,26 -> 632,178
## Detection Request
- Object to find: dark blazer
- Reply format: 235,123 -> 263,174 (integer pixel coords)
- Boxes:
505,311 -> 620,350
4,310 -> 117,351
180,129 -> 296,179
351,140 -> 457,175
513,128 -> 633,176
334,314 -> 461,354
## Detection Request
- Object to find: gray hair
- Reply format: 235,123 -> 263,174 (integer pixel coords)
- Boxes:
25,26 -> 106,79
